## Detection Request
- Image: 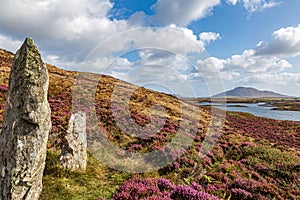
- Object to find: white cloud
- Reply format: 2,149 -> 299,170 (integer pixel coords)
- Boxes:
152,0 -> 221,26
0,0 -> 115,38
227,49 -> 291,73
132,26 -> 206,56
197,50 -> 291,74
222,71 -> 241,81
83,26 -> 219,72
0,0 -> 215,70
77,56 -> 134,74
246,73 -> 300,86
128,12 -> 147,26
106,63 -> 197,97
199,32 -> 221,44
225,0 -> 280,13
197,57 -> 226,72
0,0 -> 130,62
195,57 -> 240,81
137,49 -> 192,72
226,0 -> 238,5
0,34 -> 22,52
242,0 -> 280,13
255,24 -> 300,58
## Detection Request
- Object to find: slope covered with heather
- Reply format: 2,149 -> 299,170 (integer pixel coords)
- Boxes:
0,48 -> 300,199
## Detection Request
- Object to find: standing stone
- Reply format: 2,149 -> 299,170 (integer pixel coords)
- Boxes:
60,112 -> 87,171
0,38 -> 51,200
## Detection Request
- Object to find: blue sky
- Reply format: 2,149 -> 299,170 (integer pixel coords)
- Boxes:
0,0 -> 300,97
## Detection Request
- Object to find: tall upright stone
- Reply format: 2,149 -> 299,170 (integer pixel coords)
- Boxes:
60,112 -> 87,171
0,38 -> 51,200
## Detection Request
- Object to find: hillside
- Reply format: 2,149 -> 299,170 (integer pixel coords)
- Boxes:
213,86 -> 289,98
0,48 -> 300,199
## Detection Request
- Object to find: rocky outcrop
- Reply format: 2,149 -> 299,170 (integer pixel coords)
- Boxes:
0,38 -> 51,200
60,112 -> 87,171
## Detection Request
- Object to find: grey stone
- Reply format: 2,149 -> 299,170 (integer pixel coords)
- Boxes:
60,112 -> 87,171
0,38 -> 51,200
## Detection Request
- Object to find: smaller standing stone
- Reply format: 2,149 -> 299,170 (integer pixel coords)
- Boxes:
60,112 -> 87,171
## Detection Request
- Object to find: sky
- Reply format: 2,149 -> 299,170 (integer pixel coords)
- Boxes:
0,0 -> 300,97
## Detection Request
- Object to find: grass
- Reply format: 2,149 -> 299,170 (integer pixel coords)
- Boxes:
41,151 -> 118,200
243,146 -> 300,182
41,150 -> 162,200
227,112 -> 254,118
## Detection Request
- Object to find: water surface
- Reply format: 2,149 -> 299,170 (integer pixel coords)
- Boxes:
201,102 -> 300,122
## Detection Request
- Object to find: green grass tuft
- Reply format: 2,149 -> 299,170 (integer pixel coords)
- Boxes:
41,151 -> 119,200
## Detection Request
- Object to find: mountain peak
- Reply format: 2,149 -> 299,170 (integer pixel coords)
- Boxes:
213,86 -> 289,98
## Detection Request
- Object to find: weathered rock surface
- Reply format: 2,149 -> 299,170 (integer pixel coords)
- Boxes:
0,38 -> 51,200
60,112 -> 87,171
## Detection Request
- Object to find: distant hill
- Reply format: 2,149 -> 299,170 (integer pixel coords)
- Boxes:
213,87 -> 289,98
